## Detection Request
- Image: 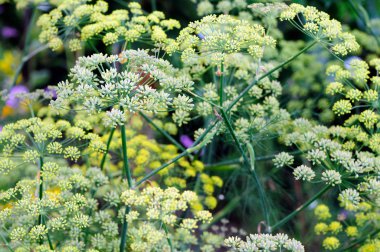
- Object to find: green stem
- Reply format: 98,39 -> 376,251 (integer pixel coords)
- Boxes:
134,121 -> 219,187
38,156 -> 52,247
219,63 -> 224,106
134,150 -> 189,188
226,40 -> 317,112
220,110 -> 270,230
38,156 -> 44,226
119,123 -> 133,252
186,90 -> 222,109
205,158 -> 242,169
11,8 -> 42,88
348,0 -> 380,48
42,216 -> 54,250
120,125 -> 133,186
46,232 -> 53,250
0,228 -> 14,252
139,112 -> 191,158
219,110 -> 247,163
100,128 -> 115,171
270,184 -> 331,232
162,223 -> 173,252
119,206 -> 131,252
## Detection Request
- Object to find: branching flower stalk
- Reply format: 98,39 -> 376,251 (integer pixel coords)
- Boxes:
134,120 -> 219,187
119,119 -> 133,251
37,156 -> 44,227
219,63 -> 224,106
100,128 -> 115,171
220,109 -> 271,231
139,111 -> 189,156
270,185 -> 331,232
12,7 -> 40,88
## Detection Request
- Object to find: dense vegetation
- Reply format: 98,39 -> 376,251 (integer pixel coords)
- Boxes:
0,0 -> 380,251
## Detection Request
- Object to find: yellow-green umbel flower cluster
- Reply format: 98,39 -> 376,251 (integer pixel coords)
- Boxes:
0,117 -> 104,174
175,14 -> 276,65
313,201 -> 380,251
279,3 -> 360,56
0,167 -> 114,251
120,186 -> 215,251
37,0 -> 181,51
326,58 -> 380,144
51,49 -> 195,127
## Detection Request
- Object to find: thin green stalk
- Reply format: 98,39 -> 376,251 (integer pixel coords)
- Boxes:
46,232 -> 53,250
226,40 -> 318,112
119,123 -> 133,252
38,156 -> 44,227
139,112 -> 191,158
12,45 -> 48,88
134,121 -> 219,187
270,184 -> 331,232
186,90 -> 222,109
12,8 -> 41,87
219,110 -> 247,163
134,150 -> 189,188
220,110 -> 270,230
219,63 -> 224,106
100,128 -> 115,171
120,124 -> 133,186
348,0 -> 380,48
42,217 -> 54,250
162,223 -> 173,252
0,229 -> 14,252
119,206 -> 131,252
205,158 -> 242,169
38,156 -> 53,248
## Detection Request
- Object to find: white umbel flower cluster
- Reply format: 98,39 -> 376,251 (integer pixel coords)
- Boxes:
51,50 -> 194,127
224,233 -> 304,251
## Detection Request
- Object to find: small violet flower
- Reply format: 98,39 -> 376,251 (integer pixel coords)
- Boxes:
6,85 -> 28,108
1,26 -> 18,38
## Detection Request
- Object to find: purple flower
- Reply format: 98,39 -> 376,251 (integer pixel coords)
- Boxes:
6,85 -> 28,108
197,33 -> 205,40
44,87 -> 57,99
1,26 -> 18,38
180,135 -> 194,148
0,126 -> 2,132
180,135 -> 205,156
337,209 -> 349,221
